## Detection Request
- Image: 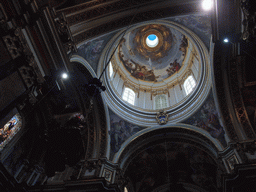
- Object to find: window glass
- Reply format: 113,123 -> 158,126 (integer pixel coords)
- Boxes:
109,61 -> 113,78
0,113 -> 22,150
155,94 -> 168,109
122,87 -> 135,105
184,75 -> 196,95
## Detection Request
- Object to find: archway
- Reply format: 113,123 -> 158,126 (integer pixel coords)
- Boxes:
116,126 -> 223,192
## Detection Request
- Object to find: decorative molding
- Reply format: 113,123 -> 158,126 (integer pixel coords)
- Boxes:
0,3 -> 8,24
116,125 -> 222,166
71,158 -> 120,185
213,43 -> 239,141
226,154 -> 239,171
57,0 -> 112,16
2,35 -> 22,59
229,58 -> 255,139
54,13 -> 77,53
3,27 -> 45,84
241,0 -> 256,40
72,2 -> 200,45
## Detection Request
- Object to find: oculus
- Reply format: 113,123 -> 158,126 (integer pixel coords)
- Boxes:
146,34 -> 159,48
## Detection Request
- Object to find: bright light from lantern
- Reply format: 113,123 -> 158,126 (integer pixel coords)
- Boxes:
202,0 -> 213,11
223,38 -> 229,43
146,34 -> 159,48
62,73 -> 68,79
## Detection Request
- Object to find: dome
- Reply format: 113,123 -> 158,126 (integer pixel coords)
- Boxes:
99,21 -> 211,126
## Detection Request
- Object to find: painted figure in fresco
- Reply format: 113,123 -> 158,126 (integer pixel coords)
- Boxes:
109,116 -> 143,153
134,66 -> 147,80
131,65 -> 159,82
199,109 -> 227,146
179,35 -> 188,56
119,48 -> 160,82
109,119 -> 128,152
166,59 -> 181,76
111,120 -> 123,148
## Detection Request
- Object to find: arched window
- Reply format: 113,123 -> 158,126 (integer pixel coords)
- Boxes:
155,94 -> 168,110
109,61 -> 113,78
122,87 -> 135,105
184,75 -> 196,95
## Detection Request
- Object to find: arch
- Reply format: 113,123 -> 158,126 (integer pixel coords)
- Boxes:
68,58 -> 110,159
70,55 -> 97,78
112,124 -> 223,166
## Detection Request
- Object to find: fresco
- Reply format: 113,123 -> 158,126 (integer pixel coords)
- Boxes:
167,14 -> 212,49
75,31 -> 117,71
125,142 -> 219,192
108,109 -> 144,159
118,24 -> 189,82
183,92 -> 227,147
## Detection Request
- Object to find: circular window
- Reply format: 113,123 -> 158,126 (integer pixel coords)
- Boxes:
146,34 -> 159,48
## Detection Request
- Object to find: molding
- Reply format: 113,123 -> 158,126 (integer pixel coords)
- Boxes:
113,123 -> 223,165
70,55 -> 97,77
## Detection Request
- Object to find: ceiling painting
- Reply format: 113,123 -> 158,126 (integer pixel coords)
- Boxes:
75,31 -> 117,71
108,109 -> 144,160
183,92 -> 228,148
167,14 -> 212,49
117,24 -> 189,82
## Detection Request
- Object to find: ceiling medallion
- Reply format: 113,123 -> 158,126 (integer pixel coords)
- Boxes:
156,110 -> 168,125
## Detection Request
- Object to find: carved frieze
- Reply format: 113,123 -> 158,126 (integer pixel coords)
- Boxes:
3,35 -> 22,59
